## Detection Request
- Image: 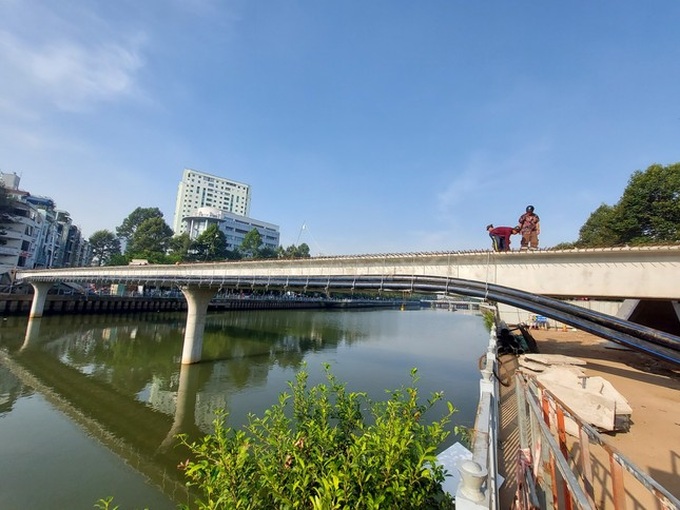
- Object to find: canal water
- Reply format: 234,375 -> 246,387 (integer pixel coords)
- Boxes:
0,308 -> 488,509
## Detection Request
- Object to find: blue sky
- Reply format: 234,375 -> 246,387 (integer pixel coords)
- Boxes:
1,1 -> 678,255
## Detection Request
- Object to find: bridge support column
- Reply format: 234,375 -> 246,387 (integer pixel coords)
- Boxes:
179,286 -> 217,364
28,282 -> 53,318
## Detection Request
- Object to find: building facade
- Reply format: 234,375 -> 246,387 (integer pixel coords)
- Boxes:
184,207 -> 280,252
173,168 -> 252,235
0,197 -> 44,272
0,172 -> 91,287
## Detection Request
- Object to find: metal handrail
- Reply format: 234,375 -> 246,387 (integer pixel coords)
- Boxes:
515,374 -> 680,510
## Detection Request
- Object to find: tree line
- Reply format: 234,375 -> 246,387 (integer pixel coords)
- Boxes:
90,207 -> 310,266
552,162 -> 680,249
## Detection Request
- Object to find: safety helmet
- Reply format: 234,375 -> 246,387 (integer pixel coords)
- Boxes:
526,205 -> 535,213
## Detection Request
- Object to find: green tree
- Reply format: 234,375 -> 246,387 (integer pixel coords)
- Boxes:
126,217 -> 173,258
279,243 -> 311,259
168,233 -> 192,262
240,228 -> 263,258
191,224 -> 228,261
576,204 -> 620,247
89,230 -> 121,266
295,242 -> 310,258
258,246 -> 278,259
106,253 -> 130,266
616,163 -> 680,244
116,207 -> 164,245
225,248 -> 242,261
576,162 -> 680,247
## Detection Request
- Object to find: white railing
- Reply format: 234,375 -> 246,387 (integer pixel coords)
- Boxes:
455,325 -> 500,510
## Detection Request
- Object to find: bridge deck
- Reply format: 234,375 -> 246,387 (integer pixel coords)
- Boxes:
16,245 -> 680,300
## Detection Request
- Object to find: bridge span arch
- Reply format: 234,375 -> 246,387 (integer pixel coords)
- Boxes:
15,246 -> 680,365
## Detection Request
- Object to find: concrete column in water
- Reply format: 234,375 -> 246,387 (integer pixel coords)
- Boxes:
179,286 -> 217,364
28,282 -> 54,318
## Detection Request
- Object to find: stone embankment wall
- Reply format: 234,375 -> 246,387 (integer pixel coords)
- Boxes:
0,294 -> 188,316
0,294 -> 406,316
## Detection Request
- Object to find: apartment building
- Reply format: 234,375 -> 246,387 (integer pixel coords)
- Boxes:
173,168 -> 252,234
0,172 -> 90,286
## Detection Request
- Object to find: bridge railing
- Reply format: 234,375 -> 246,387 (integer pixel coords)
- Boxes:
455,325 -> 501,509
514,374 -> 680,510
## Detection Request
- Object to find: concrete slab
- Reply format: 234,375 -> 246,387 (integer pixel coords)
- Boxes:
536,366 -> 631,432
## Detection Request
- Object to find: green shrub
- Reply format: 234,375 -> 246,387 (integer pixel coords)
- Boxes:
178,365 -> 457,509
482,309 -> 496,332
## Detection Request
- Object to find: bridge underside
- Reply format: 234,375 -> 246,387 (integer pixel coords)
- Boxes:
619,299 -> 680,336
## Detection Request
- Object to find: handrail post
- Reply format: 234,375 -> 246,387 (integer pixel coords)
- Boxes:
458,460 -> 488,505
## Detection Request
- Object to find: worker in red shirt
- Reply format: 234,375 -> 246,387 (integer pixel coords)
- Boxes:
486,224 -> 520,252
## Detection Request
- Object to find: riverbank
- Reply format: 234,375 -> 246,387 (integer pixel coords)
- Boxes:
498,327 -> 680,508
0,293 -> 417,316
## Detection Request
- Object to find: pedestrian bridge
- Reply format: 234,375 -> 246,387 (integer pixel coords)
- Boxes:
16,246 -> 680,364
17,245 -> 680,298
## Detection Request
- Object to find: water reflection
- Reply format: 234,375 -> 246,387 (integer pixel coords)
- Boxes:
2,311 -> 373,498
0,309 -> 485,508
0,362 -> 27,415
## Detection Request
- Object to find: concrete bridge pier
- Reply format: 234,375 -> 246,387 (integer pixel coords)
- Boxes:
28,282 -> 54,318
179,286 -> 218,364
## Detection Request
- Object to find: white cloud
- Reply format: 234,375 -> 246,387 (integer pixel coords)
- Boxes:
0,0 -> 147,117
0,29 -> 145,113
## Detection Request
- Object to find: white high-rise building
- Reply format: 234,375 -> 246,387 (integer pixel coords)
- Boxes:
172,168 -> 251,234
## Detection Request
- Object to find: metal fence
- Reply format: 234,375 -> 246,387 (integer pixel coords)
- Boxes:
514,374 -> 680,510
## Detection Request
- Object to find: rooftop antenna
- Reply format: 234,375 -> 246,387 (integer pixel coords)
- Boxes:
296,221 -> 324,256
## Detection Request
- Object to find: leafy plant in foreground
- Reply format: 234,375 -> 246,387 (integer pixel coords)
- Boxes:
178,365 -> 458,509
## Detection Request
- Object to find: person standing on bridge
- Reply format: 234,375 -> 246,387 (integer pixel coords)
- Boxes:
518,205 -> 540,250
486,224 -> 520,252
